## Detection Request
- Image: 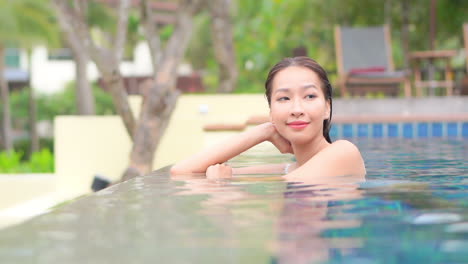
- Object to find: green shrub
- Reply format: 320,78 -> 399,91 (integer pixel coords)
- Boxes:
14,138 -> 54,161
29,149 -> 54,173
0,151 -> 24,173
0,150 -> 54,173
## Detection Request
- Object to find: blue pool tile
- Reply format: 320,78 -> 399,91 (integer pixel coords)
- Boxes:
447,123 -> 458,137
357,124 -> 368,137
372,123 -> 383,138
388,123 -> 398,137
330,125 -> 338,139
463,123 -> 468,138
403,123 -> 413,138
417,123 -> 429,138
431,123 -> 443,137
343,124 -> 353,138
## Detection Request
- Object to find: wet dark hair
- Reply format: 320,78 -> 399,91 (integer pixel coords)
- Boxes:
265,56 -> 333,143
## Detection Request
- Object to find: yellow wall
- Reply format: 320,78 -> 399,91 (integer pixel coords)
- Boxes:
0,174 -> 55,210
54,116 -> 132,197
155,94 -> 270,165
54,94 -> 270,197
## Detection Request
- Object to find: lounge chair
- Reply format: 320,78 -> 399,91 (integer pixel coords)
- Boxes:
334,25 -> 411,97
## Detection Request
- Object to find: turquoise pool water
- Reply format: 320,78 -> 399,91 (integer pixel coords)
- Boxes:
331,122 -> 468,139
0,138 -> 467,263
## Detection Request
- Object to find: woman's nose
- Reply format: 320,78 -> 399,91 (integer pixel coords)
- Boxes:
290,100 -> 304,116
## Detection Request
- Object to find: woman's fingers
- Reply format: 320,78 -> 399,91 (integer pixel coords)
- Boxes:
268,124 -> 293,154
206,164 -> 233,179
272,136 -> 293,154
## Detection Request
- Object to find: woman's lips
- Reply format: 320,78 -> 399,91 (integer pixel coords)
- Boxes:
287,121 -> 309,130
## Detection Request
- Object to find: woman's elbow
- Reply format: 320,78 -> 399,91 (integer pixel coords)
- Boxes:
170,165 -> 184,175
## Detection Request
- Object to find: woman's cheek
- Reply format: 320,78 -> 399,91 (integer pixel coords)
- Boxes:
275,121 -> 291,140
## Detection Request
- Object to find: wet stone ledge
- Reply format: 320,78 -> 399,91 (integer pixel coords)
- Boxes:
0,165 -> 280,263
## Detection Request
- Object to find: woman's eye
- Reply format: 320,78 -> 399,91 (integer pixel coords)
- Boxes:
305,94 -> 316,99
278,96 -> 289,101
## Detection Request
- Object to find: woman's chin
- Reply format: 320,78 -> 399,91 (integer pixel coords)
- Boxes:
288,136 -> 314,146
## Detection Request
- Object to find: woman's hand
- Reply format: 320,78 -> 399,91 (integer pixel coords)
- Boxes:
206,164 -> 233,179
263,122 -> 293,154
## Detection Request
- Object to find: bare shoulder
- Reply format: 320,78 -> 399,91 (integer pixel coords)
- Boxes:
308,139 -> 366,176
329,140 -> 361,155
325,139 -> 364,164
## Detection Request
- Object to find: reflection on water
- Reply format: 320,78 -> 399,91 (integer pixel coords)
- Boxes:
0,139 -> 467,263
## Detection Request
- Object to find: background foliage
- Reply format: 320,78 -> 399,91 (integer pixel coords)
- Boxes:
187,0 -> 468,94
9,82 -> 115,124
0,149 -> 53,173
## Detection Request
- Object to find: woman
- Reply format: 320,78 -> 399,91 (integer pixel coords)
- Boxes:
171,57 -> 366,181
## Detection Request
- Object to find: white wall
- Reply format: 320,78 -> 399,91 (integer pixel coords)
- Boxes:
30,42 -> 154,94
19,49 -> 29,70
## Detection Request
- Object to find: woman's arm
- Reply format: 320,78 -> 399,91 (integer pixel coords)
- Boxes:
170,122 -> 292,175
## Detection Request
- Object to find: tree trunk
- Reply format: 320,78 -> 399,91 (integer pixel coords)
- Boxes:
52,0 -> 135,138
27,49 -> 39,154
74,50 -> 95,115
53,0 -> 205,181
209,0 -> 238,93
53,0 -> 95,116
114,0 -> 130,62
91,0 -> 135,132
140,0 -> 162,73
122,0 -> 204,180
121,82 -> 179,181
0,45 -> 13,152
93,55 -> 136,140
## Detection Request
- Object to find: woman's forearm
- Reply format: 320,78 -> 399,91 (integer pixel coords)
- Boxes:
170,123 -> 273,174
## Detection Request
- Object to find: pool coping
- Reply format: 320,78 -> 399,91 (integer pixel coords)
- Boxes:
204,114 -> 468,131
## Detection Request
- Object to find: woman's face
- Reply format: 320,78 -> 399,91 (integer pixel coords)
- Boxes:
269,66 -> 330,145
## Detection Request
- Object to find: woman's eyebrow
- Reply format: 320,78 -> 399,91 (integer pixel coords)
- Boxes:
303,84 -> 318,90
274,88 -> 290,94
275,84 -> 318,93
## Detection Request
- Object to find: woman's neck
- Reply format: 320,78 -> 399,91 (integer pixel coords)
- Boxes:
292,136 -> 330,166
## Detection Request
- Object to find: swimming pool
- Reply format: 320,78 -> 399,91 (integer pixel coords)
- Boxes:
331,121 -> 468,139
0,138 -> 466,263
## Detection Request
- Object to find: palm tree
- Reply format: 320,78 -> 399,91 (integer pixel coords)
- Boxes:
0,0 -> 59,153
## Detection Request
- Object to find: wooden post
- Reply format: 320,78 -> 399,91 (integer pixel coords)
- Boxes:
445,57 -> 453,96
412,59 -> 423,97
334,26 -> 347,97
